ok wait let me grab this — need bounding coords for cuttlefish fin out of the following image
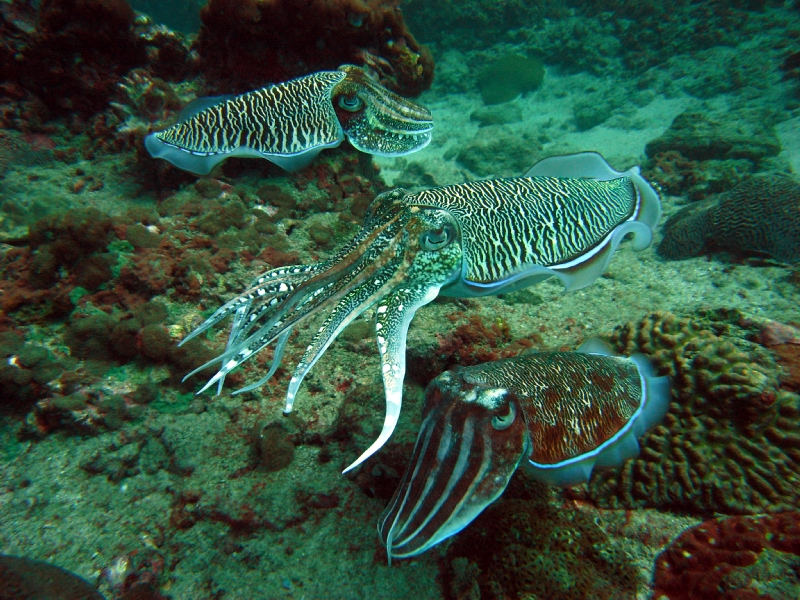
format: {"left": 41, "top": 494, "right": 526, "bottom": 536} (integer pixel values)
{"left": 525, "top": 151, "right": 661, "bottom": 228}
{"left": 343, "top": 284, "right": 441, "bottom": 473}
{"left": 143, "top": 137, "right": 228, "bottom": 176}
{"left": 176, "top": 95, "right": 235, "bottom": 122}
{"left": 521, "top": 152, "right": 661, "bottom": 293}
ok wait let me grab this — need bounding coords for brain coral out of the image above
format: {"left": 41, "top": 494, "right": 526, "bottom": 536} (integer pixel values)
{"left": 586, "top": 311, "right": 800, "bottom": 515}
{"left": 658, "top": 176, "right": 800, "bottom": 263}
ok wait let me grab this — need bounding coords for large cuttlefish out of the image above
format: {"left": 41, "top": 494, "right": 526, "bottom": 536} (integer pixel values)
{"left": 378, "top": 339, "right": 671, "bottom": 561}
{"left": 145, "top": 65, "right": 433, "bottom": 175}
{"left": 180, "top": 152, "right": 662, "bottom": 472}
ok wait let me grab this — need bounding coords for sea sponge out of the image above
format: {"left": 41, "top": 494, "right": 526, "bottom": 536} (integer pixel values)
{"left": 658, "top": 176, "right": 800, "bottom": 262}
{"left": 476, "top": 54, "right": 544, "bottom": 105}
{"left": 587, "top": 311, "right": 800, "bottom": 514}
{"left": 195, "top": 0, "right": 434, "bottom": 97}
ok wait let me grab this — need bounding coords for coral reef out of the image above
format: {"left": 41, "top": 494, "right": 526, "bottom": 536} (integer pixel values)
{"left": 2, "top": 0, "right": 147, "bottom": 118}
{"left": 652, "top": 512, "right": 800, "bottom": 600}
{"left": 476, "top": 54, "right": 544, "bottom": 105}
{"left": 441, "top": 484, "right": 645, "bottom": 599}
{"left": 406, "top": 312, "right": 540, "bottom": 385}
{"left": 658, "top": 176, "right": 800, "bottom": 263}
{"left": 194, "top": 0, "right": 434, "bottom": 97}
{"left": 586, "top": 311, "right": 800, "bottom": 514}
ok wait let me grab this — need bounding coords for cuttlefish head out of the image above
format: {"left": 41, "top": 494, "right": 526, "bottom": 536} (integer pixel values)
{"left": 182, "top": 189, "right": 463, "bottom": 472}
{"left": 333, "top": 65, "right": 433, "bottom": 156}
{"left": 378, "top": 368, "right": 530, "bottom": 562}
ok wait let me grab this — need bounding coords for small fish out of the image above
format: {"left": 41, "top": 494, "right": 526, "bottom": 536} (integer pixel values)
{"left": 145, "top": 65, "right": 433, "bottom": 175}
{"left": 378, "top": 339, "right": 670, "bottom": 562}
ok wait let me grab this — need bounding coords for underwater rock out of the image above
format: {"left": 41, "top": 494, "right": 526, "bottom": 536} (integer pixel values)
{"left": 252, "top": 420, "right": 295, "bottom": 472}
{"left": 0, "top": 555, "right": 104, "bottom": 600}
{"left": 451, "top": 126, "right": 541, "bottom": 176}
{"left": 652, "top": 512, "right": 800, "bottom": 600}
{"left": 587, "top": 311, "right": 800, "bottom": 515}
{"left": 476, "top": 54, "right": 544, "bottom": 105}
{"left": 195, "top": 0, "right": 434, "bottom": 97}
{"left": 645, "top": 110, "right": 780, "bottom": 167}
{"left": 658, "top": 176, "right": 800, "bottom": 263}
{"left": 469, "top": 104, "right": 522, "bottom": 127}
{"left": 643, "top": 150, "right": 750, "bottom": 201}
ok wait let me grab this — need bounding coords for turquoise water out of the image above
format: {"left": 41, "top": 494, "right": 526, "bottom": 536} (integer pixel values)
{"left": 0, "top": 1, "right": 799, "bottom": 598}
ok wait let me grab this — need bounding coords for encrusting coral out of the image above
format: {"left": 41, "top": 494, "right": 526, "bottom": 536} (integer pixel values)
{"left": 658, "top": 176, "right": 800, "bottom": 263}
{"left": 195, "top": 0, "right": 434, "bottom": 97}
{"left": 652, "top": 512, "right": 800, "bottom": 600}
{"left": 442, "top": 482, "right": 644, "bottom": 599}
{"left": 586, "top": 311, "right": 800, "bottom": 515}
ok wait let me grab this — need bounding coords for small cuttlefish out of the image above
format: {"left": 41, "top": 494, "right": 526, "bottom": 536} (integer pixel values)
{"left": 145, "top": 65, "right": 433, "bottom": 175}
{"left": 378, "top": 339, "right": 671, "bottom": 562}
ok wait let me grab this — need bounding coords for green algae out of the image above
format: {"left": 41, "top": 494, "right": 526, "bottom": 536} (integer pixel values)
{"left": 152, "top": 391, "right": 194, "bottom": 414}
{"left": 477, "top": 54, "right": 544, "bottom": 105}
{"left": 68, "top": 287, "right": 90, "bottom": 305}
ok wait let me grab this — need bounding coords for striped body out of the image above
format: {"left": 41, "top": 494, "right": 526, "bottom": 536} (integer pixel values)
{"left": 156, "top": 71, "right": 345, "bottom": 157}
{"left": 181, "top": 152, "right": 661, "bottom": 475}
{"left": 378, "top": 341, "right": 671, "bottom": 560}
{"left": 412, "top": 176, "right": 639, "bottom": 288}
{"left": 145, "top": 65, "right": 433, "bottom": 175}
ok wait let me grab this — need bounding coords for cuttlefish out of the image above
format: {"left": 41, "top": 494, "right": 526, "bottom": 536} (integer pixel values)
{"left": 378, "top": 339, "right": 671, "bottom": 561}
{"left": 145, "top": 65, "right": 433, "bottom": 175}
{"left": 180, "top": 152, "right": 662, "bottom": 472}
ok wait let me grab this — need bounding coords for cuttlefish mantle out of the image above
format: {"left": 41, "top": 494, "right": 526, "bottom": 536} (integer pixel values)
{"left": 145, "top": 65, "right": 433, "bottom": 175}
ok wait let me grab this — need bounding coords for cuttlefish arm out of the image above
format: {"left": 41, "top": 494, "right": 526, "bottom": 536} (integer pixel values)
{"left": 379, "top": 340, "right": 670, "bottom": 562}
{"left": 145, "top": 65, "right": 432, "bottom": 175}
{"left": 345, "top": 213, "right": 464, "bottom": 472}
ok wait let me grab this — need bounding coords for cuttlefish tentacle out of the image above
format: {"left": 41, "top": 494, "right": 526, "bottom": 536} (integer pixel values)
{"left": 347, "top": 213, "right": 464, "bottom": 472}
{"left": 145, "top": 65, "right": 433, "bottom": 175}
{"left": 179, "top": 263, "right": 321, "bottom": 347}
{"left": 283, "top": 259, "right": 404, "bottom": 413}
{"left": 186, "top": 206, "right": 412, "bottom": 396}
{"left": 181, "top": 152, "right": 661, "bottom": 474}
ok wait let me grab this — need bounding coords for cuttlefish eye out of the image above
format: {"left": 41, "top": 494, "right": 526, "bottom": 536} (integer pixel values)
{"left": 420, "top": 224, "right": 455, "bottom": 251}
{"left": 338, "top": 95, "right": 364, "bottom": 112}
{"left": 491, "top": 401, "right": 516, "bottom": 430}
